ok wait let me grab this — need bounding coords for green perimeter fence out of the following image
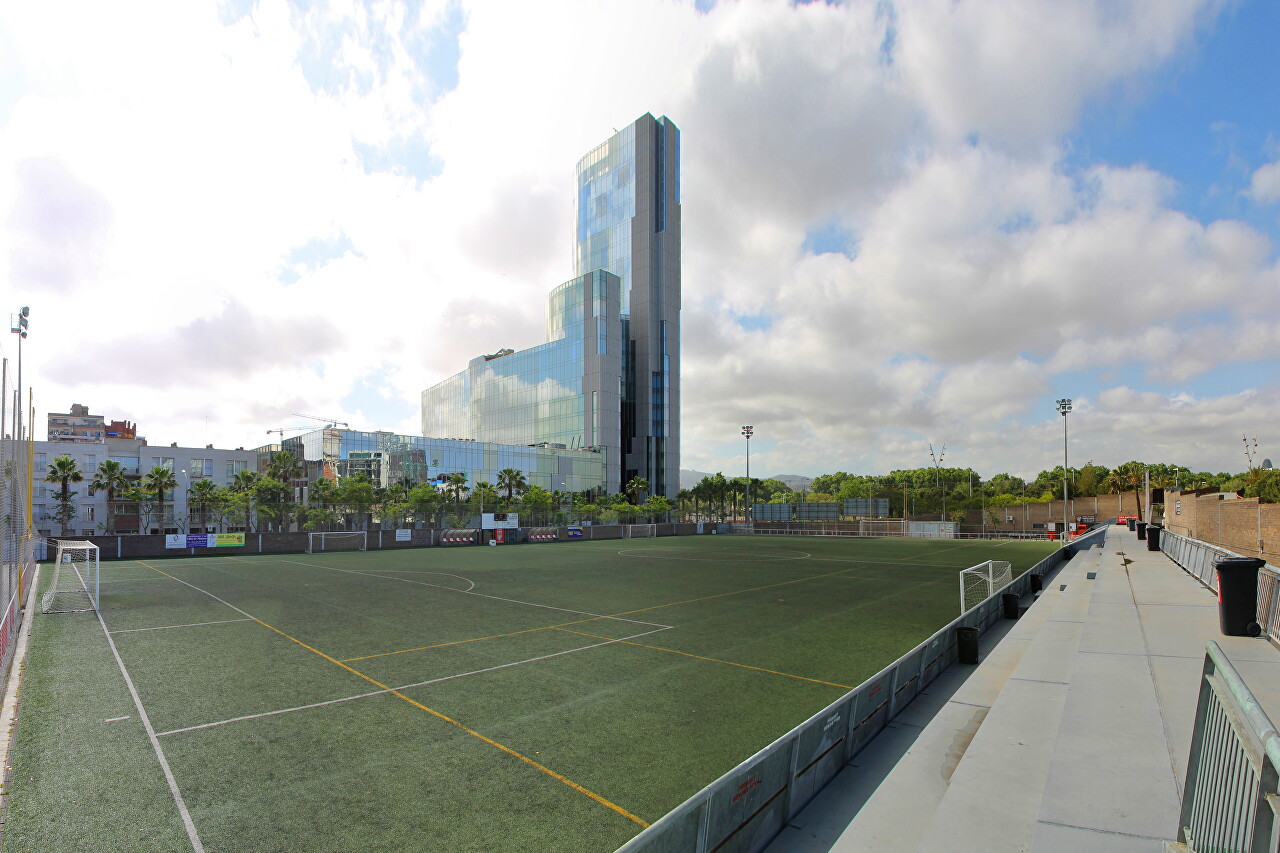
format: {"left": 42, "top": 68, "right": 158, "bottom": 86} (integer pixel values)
{"left": 614, "top": 525, "right": 1108, "bottom": 853}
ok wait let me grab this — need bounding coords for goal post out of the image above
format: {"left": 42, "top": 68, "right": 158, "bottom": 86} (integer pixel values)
{"left": 859, "top": 519, "right": 907, "bottom": 537}
{"left": 305, "top": 531, "right": 367, "bottom": 554}
{"left": 624, "top": 524, "right": 657, "bottom": 539}
{"left": 42, "top": 540, "right": 100, "bottom": 614}
{"left": 959, "top": 560, "right": 1013, "bottom": 613}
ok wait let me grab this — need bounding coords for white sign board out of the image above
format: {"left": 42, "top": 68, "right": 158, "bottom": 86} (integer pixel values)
{"left": 395, "top": 529, "right": 411, "bottom": 542}
{"left": 481, "top": 513, "right": 519, "bottom": 530}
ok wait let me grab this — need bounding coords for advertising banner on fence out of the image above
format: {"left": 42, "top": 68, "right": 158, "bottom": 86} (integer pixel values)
{"left": 395, "top": 529, "right": 411, "bottom": 542}
{"left": 567, "top": 527, "right": 583, "bottom": 539}
{"left": 166, "top": 533, "right": 246, "bottom": 549}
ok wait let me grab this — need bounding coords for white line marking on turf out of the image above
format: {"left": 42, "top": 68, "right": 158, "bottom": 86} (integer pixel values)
{"left": 155, "top": 625, "right": 671, "bottom": 738}
{"left": 616, "top": 548, "right": 812, "bottom": 562}
{"left": 279, "top": 559, "right": 670, "bottom": 631}
{"left": 105, "top": 716, "right": 131, "bottom": 723}
{"left": 90, "top": 571, "right": 206, "bottom": 852}
{"left": 109, "top": 618, "right": 254, "bottom": 634}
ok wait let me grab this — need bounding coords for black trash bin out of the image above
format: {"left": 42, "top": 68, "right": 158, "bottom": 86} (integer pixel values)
{"left": 1145, "top": 525, "right": 1162, "bottom": 551}
{"left": 1216, "top": 556, "right": 1266, "bottom": 637}
{"left": 1127, "top": 518, "right": 1136, "bottom": 531}
{"left": 956, "top": 626, "right": 979, "bottom": 665}
{"left": 1136, "top": 521, "right": 1147, "bottom": 540}
{"left": 1002, "top": 592, "right": 1020, "bottom": 619}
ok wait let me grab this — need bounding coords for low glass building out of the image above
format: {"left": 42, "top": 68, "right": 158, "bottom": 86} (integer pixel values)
{"left": 282, "top": 428, "right": 606, "bottom": 495}
{"left": 420, "top": 270, "right": 623, "bottom": 492}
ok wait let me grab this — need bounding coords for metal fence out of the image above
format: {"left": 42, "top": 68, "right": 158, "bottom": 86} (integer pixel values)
{"left": 614, "top": 531, "right": 1105, "bottom": 853}
{"left": 725, "top": 522, "right": 1050, "bottom": 541}
{"left": 1177, "top": 641, "right": 1280, "bottom": 852}
{"left": 1, "top": 438, "right": 38, "bottom": 675}
{"left": 1159, "top": 528, "right": 1241, "bottom": 593}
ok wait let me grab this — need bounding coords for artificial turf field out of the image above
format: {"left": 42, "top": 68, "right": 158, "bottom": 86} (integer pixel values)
{"left": 5, "top": 534, "right": 1055, "bottom": 852}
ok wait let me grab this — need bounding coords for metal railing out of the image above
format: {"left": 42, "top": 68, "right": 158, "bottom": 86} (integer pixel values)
{"left": 1178, "top": 641, "right": 1280, "bottom": 852}
{"left": 1160, "top": 528, "right": 1241, "bottom": 593}
{"left": 614, "top": 529, "right": 1106, "bottom": 852}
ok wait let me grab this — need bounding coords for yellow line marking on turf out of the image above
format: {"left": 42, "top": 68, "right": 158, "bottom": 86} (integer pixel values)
{"left": 552, "top": 628, "right": 852, "bottom": 690}
{"left": 340, "top": 618, "right": 595, "bottom": 662}
{"left": 608, "top": 565, "right": 867, "bottom": 617}
{"left": 135, "top": 561, "right": 648, "bottom": 829}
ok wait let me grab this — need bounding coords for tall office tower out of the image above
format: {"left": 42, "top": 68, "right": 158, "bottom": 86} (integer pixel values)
{"left": 574, "top": 114, "right": 680, "bottom": 498}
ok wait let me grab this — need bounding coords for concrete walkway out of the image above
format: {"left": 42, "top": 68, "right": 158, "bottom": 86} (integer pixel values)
{"left": 766, "top": 525, "right": 1280, "bottom": 852}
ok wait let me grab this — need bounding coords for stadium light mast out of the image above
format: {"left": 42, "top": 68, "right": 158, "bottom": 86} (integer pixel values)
{"left": 929, "top": 443, "right": 946, "bottom": 522}
{"left": 9, "top": 307, "right": 28, "bottom": 441}
{"left": 1057, "top": 399, "right": 1072, "bottom": 543}
{"left": 742, "top": 426, "right": 753, "bottom": 528}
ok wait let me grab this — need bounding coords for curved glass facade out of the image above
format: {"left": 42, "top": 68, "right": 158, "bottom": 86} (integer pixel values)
{"left": 420, "top": 271, "right": 623, "bottom": 490}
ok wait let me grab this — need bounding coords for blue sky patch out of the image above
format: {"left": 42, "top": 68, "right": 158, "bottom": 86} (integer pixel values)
{"left": 802, "top": 219, "right": 858, "bottom": 258}
{"left": 341, "top": 365, "right": 417, "bottom": 427}
{"left": 735, "top": 313, "right": 774, "bottom": 332}
{"left": 352, "top": 135, "right": 443, "bottom": 183}
{"left": 1064, "top": 0, "right": 1280, "bottom": 249}
{"left": 277, "top": 230, "right": 361, "bottom": 284}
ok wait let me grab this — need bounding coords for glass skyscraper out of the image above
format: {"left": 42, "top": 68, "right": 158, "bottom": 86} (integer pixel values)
{"left": 575, "top": 114, "right": 681, "bottom": 498}
{"left": 420, "top": 113, "right": 680, "bottom": 498}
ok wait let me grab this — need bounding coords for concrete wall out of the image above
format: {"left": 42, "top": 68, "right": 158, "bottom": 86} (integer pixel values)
{"left": 960, "top": 493, "right": 1145, "bottom": 532}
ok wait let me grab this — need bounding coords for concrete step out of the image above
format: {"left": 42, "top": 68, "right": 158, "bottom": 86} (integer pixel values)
{"left": 910, "top": 551, "right": 1100, "bottom": 853}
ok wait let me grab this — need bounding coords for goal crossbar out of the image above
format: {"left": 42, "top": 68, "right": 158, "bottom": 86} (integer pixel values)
{"left": 42, "top": 539, "right": 100, "bottom": 614}
{"left": 959, "top": 559, "right": 1013, "bottom": 614}
{"left": 306, "top": 531, "right": 367, "bottom": 553}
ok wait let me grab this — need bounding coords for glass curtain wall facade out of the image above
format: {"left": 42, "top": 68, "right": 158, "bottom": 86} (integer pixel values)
{"left": 420, "top": 270, "right": 623, "bottom": 491}
{"left": 282, "top": 429, "right": 606, "bottom": 495}
{"left": 574, "top": 114, "right": 680, "bottom": 498}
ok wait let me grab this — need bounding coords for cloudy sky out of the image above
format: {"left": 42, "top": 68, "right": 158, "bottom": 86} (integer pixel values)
{"left": 1, "top": 0, "right": 1278, "bottom": 481}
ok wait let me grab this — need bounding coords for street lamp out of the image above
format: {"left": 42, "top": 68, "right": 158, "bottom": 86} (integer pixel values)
{"left": 741, "top": 426, "right": 753, "bottom": 527}
{"left": 9, "top": 307, "right": 29, "bottom": 440}
{"left": 1057, "top": 398, "right": 1072, "bottom": 543}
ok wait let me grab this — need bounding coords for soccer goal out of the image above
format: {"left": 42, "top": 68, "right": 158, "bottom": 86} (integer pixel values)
{"left": 624, "top": 524, "right": 657, "bottom": 539}
{"left": 858, "top": 519, "right": 907, "bottom": 537}
{"left": 306, "top": 531, "right": 367, "bottom": 554}
{"left": 960, "top": 560, "right": 1013, "bottom": 613}
{"left": 41, "top": 540, "right": 100, "bottom": 614}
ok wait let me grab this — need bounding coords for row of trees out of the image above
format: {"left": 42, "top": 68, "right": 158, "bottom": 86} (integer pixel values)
{"left": 41, "top": 455, "right": 680, "bottom": 535}
{"left": 679, "top": 460, "right": 1280, "bottom": 524}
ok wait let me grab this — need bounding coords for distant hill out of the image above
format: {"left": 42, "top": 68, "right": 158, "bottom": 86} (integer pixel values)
{"left": 679, "top": 470, "right": 813, "bottom": 491}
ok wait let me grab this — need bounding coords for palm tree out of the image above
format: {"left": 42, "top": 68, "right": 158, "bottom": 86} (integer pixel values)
{"left": 188, "top": 479, "right": 221, "bottom": 533}
{"left": 496, "top": 468, "right": 528, "bottom": 503}
{"left": 44, "top": 456, "right": 83, "bottom": 536}
{"left": 473, "top": 480, "right": 499, "bottom": 513}
{"left": 1103, "top": 461, "right": 1147, "bottom": 521}
{"left": 91, "top": 458, "right": 130, "bottom": 535}
{"left": 266, "top": 451, "right": 304, "bottom": 496}
{"left": 143, "top": 466, "right": 179, "bottom": 533}
{"left": 444, "top": 473, "right": 469, "bottom": 515}
{"left": 228, "top": 468, "right": 260, "bottom": 532}
{"left": 626, "top": 477, "right": 649, "bottom": 505}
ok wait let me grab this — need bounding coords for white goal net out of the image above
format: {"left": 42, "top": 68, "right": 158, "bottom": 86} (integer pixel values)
{"left": 858, "top": 519, "right": 907, "bottom": 537}
{"left": 624, "top": 524, "right": 657, "bottom": 539}
{"left": 306, "top": 531, "right": 367, "bottom": 553}
{"left": 42, "top": 539, "right": 100, "bottom": 614}
{"left": 960, "top": 560, "right": 1013, "bottom": 613}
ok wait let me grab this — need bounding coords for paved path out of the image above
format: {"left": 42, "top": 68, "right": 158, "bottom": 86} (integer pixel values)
{"left": 767, "top": 525, "right": 1280, "bottom": 852}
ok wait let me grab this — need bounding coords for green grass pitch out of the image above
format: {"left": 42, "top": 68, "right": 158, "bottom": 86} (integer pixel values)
{"left": 4, "top": 534, "right": 1055, "bottom": 852}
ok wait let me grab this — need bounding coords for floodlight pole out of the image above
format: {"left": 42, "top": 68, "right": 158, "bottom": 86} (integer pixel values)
{"left": 742, "top": 426, "right": 753, "bottom": 529}
{"left": 10, "top": 307, "right": 28, "bottom": 441}
{"left": 1057, "top": 399, "right": 1072, "bottom": 543}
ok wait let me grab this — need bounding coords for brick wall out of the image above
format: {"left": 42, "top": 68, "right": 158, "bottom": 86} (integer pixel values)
{"left": 1162, "top": 490, "right": 1280, "bottom": 562}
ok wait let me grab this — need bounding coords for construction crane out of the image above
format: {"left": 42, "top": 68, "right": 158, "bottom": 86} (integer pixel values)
{"left": 291, "top": 412, "right": 350, "bottom": 429}
{"left": 266, "top": 426, "right": 312, "bottom": 436}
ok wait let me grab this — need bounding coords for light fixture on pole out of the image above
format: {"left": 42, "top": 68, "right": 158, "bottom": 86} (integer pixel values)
{"left": 741, "top": 426, "right": 753, "bottom": 527}
{"left": 9, "top": 307, "right": 28, "bottom": 441}
{"left": 1057, "top": 398, "right": 1072, "bottom": 543}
